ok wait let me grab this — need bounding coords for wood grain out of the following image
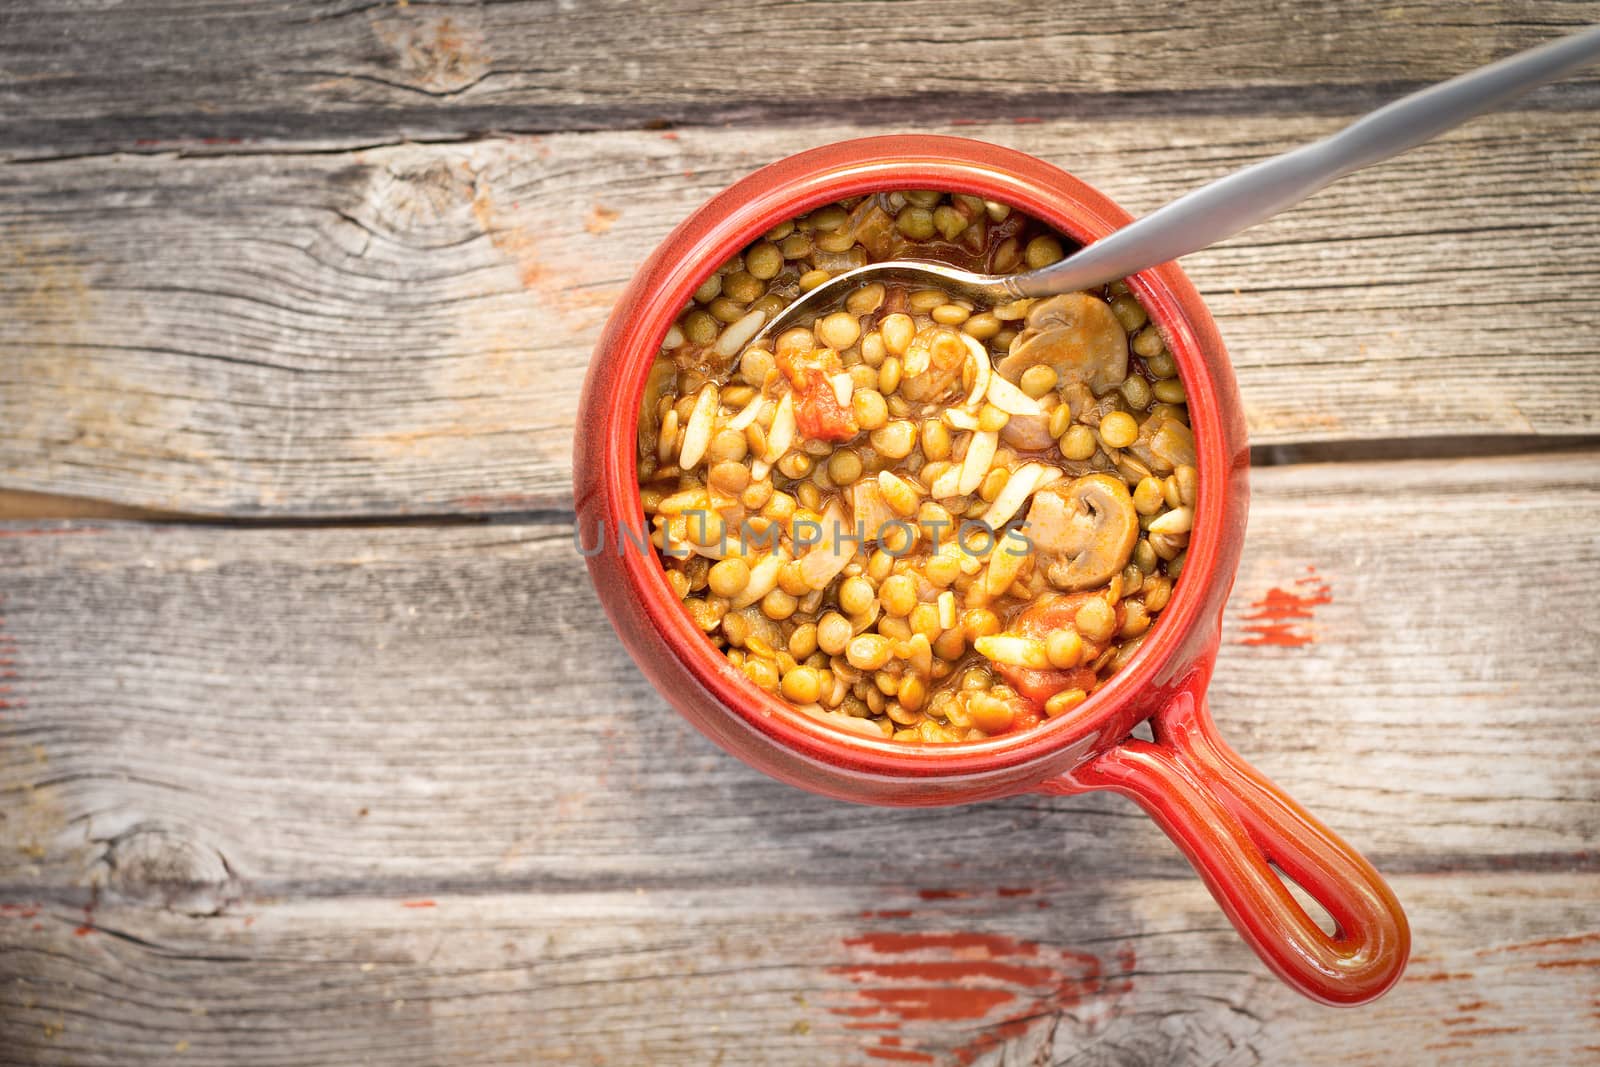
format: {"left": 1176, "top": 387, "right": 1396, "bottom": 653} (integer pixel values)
{"left": 0, "top": 875, "right": 1594, "bottom": 1066}
{"left": 1, "top": 451, "right": 1595, "bottom": 897}
{"left": 3, "top": 2, "right": 1595, "bottom": 158}
{"left": 5, "top": 6, "right": 1595, "bottom": 1060}
{"left": 3, "top": 113, "right": 1597, "bottom": 516}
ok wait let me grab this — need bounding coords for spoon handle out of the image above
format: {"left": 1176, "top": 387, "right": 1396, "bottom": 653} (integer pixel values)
{"left": 1010, "top": 23, "right": 1600, "bottom": 299}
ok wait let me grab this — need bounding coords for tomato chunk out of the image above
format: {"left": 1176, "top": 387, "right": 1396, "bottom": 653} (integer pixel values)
{"left": 777, "top": 348, "right": 858, "bottom": 442}
{"left": 990, "top": 593, "right": 1123, "bottom": 707}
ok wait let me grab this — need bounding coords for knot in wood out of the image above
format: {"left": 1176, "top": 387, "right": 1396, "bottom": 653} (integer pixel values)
{"left": 94, "top": 825, "right": 240, "bottom": 917}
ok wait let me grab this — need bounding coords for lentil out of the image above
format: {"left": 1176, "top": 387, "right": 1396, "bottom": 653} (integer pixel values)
{"left": 708, "top": 558, "right": 750, "bottom": 599}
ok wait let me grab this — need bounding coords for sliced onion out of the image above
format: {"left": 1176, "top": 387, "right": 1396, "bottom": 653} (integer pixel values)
{"left": 962, "top": 334, "right": 992, "bottom": 409}
{"left": 763, "top": 391, "right": 795, "bottom": 462}
{"left": 797, "top": 703, "right": 890, "bottom": 738}
{"left": 943, "top": 407, "right": 980, "bottom": 431}
{"left": 937, "top": 590, "right": 957, "bottom": 630}
{"left": 728, "top": 391, "right": 766, "bottom": 432}
{"left": 875, "top": 470, "right": 920, "bottom": 518}
{"left": 973, "top": 634, "right": 1050, "bottom": 669}
{"left": 929, "top": 463, "right": 963, "bottom": 500}
{"left": 730, "top": 551, "right": 785, "bottom": 609}
{"left": 1149, "top": 506, "right": 1194, "bottom": 535}
{"left": 686, "top": 536, "right": 742, "bottom": 560}
{"left": 957, "top": 430, "right": 998, "bottom": 496}
{"left": 655, "top": 487, "right": 706, "bottom": 515}
{"left": 677, "top": 384, "right": 719, "bottom": 470}
{"left": 985, "top": 371, "right": 1045, "bottom": 416}
{"left": 656, "top": 407, "right": 680, "bottom": 465}
{"left": 799, "top": 503, "right": 856, "bottom": 590}
{"left": 850, "top": 480, "right": 895, "bottom": 538}
{"left": 829, "top": 371, "right": 854, "bottom": 407}
{"left": 979, "top": 462, "right": 1044, "bottom": 530}
{"left": 828, "top": 672, "right": 848, "bottom": 708}
{"left": 713, "top": 308, "right": 767, "bottom": 359}
{"left": 905, "top": 633, "right": 933, "bottom": 677}
{"left": 981, "top": 536, "right": 1031, "bottom": 600}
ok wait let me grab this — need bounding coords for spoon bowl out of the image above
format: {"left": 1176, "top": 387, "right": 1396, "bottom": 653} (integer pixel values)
{"left": 747, "top": 260, "right": 1027, "bottom": 353}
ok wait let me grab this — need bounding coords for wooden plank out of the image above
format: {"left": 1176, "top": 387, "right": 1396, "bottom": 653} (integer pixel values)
{"left": 4, "top": 113, "right": 1598, "bottom": 516}
{"left": 2, "top": 1, "right": 1594, "bottom": 157}
{"left": 0, "top": 874, "right": 1594, "bottom": 1065}
{"left": 1, "top": 451, "right": 1595, "bottom": 894}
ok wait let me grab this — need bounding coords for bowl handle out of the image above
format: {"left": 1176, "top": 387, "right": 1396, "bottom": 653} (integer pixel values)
{"left": 1041, "top": 688, "right": 1410, "bottom": 1005}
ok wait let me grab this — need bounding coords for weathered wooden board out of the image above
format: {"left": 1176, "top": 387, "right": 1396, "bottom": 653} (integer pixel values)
{"left": 4, "top": 113, "right": 1597, "bottom": 516}
{"left": 2, "top": 452, "right": 1595, "bottom": 897}
{"left": 0, "top": 875, "right": 1595, "bottom": 1066}
{"left": 3, "top": 1, "right": 1595, "bottom": 158}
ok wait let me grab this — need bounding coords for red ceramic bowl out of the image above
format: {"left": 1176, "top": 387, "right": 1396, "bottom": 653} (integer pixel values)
{"left": 573, "top": 135, "right": 1409, "bottom": 1006}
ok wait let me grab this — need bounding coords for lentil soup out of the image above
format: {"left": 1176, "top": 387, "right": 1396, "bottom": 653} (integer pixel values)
{"left": 636, "top": 191, "right": 1197, "bottom": 743}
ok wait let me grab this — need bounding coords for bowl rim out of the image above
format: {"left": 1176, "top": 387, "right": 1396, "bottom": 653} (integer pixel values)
{"left": 595, "top": 134, "right": 1234, "bottom": 780}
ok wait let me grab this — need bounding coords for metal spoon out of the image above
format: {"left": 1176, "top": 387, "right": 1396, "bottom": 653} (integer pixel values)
{"left": 747, "top": 24, "right": 1600, "bottom": 353}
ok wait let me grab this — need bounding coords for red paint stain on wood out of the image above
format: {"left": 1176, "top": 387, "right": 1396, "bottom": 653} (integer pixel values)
{"left": 1413, "top": 971, "right": 1475, "bottom": 983}
{"left": 851, "top": 961, "right": 1063, "bottom": 989}
{"left": 1455, "top": 1000, "right": 1488, "bottom": 1012}
{"left": 1535, "top": 958, "right": 1599, "bottom": 970}
{"left": 0, "top": 601, "right": 20, "bottom": 716}
{"left": 1496, "top": 931, "right": 1600, "bottom": 952}
{"left": 848, "top": 932, "right": 1039, "bottom": 958}
{"left": 916, "top": 889, "right": 970, "bottom": 901}
{"left": 450, "top": 492, "right": 553, "bottom": 512}
{"left": 852, "top": 986, "right": 1018, "bottom": 1024}
{"left": 1452, "top": 1026, "right": 1526, "bottom": 1037}
{"left": 828, "top": 929, "right": 1131, "bottom": 1064}
{"left": 1241, "top": 566, "right": 1332, "bottom": 647}
{"left": 955, "top": 1018, "right": 1041, "bottom": 1064}
{"left": 863, "top": 910, "right": 914, "bottom": 920}
{"left": 73, "top": 898, "right": 96, "bottom": 937}
{"left": 401, "top": 899, "right": 436, "bottom": 908}
{"left": 0, "top": 903, "right": 40, "bottom": 919}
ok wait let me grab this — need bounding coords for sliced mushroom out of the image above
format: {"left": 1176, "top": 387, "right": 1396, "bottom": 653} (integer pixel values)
{"left": 996, "top": 293, "right": 1128, "bottom": 395}
{"left": 1022, "top": 473, "right": 1139, "bottom": 592}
